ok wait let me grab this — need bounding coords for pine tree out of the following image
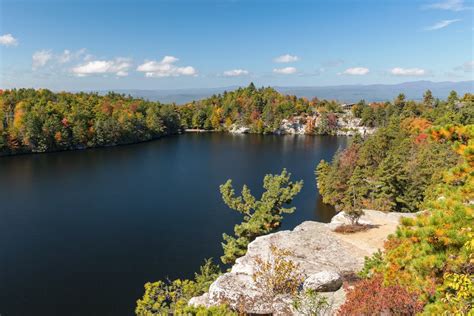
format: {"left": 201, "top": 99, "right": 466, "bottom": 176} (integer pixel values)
{"left": 342, "top": 166, "right": 367, "bottom": 224}
{"left": 374, "top": 151, "right": 409, "bottom": 212}
{"left": 219, "top": 169, "right": 303, "bottom": 264}
{"left": 423, "top": 90, "right": 434, "bottom": 107}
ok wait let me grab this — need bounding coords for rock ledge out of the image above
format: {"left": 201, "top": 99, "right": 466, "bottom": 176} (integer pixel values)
{"left": 189, "top": 210, "right": 418, "bottom": 314}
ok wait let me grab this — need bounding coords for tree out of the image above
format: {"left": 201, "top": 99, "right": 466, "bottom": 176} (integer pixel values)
{"left": 341, "top": 166, "right": 367, "bottom": 224}
{"left": 394, "top": 93, "right": 406, "bottom": 109}
{"left": 210, "top": 107, "right": 223, "bottom": 130}
{"left": 423, "top": 89, "right": 434, "bottom": 107}
{"left": 374, "top": 145, "right": 410, "bottom": 212}
{"left": 219, "top": 169, "right": 303, "bottom": 264}
{"left": 135, "top": 259, "right": 226, "bottom": 315}
{"left": 447, "top": 90, "right": 459, "bottom": 105}
{"left": 352, "top": 100, "right": 366, "bottom": 118}
{"left": 360, "top": 106, "right": 375, "bottom": 127}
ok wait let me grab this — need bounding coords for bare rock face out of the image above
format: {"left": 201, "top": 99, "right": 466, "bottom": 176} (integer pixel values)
{"left": 229, "top": 125, "right": 250, "bottom": 134}
{"left": 277, "top": 117, "right": 308, "bottom": 135}
{"left": 204, "top": 221, "right": 363, "bottom": 314}
{"left": 336, "top": 116, "right": 377, "bottom": 136}
{"left": 303, "top": 271, "right": 343, "bottom": 292}
{"left": 190, "top": 210, "right": 418, "bottom": 314}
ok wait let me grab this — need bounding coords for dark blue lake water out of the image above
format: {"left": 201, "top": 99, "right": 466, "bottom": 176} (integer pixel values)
{"left": 0, "top": 133, "right": 346, "bottom": 316}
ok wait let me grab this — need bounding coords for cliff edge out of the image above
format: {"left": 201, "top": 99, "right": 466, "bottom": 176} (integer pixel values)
{"left": 189, "top": 210, "right": 418, "bottom": 315}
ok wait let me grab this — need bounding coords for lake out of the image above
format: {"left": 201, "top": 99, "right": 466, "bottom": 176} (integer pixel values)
{"left": 0, "top": 133, "right": 346, "bottom": 316}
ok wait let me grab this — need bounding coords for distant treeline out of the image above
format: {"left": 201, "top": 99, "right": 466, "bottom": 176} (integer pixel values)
{"left": 1, "top": 84, "right": 472, "bottom": 155}
{"left": 0, "top": 83, "right": 336, "bottom": 155}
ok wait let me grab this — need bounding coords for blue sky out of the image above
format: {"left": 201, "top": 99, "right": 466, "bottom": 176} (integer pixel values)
{"left": 0, "top": 0, "right": 473, "bottom": 90}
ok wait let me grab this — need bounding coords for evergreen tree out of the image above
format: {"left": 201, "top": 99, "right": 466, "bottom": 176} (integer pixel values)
{"left": 374, "top": 150, "right": 409, "bottom": 212}
{"left": 341, "top": 166, "right": 367, "bottom": 224}
{"left": 219, "top": 169, "right": 303, "bottom": 264}
{"left": 394, "top": 93, "right": 406, "bottom": 109}
{"left": 447, "top": 90, "right": 459, "bottom": 105}
{"left": 423, "top": 89, "right": 434, "bottom": 107}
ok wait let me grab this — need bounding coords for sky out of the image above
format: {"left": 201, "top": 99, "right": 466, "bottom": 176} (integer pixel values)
{"left": 0, "top": 0, "right": 473, "bottom": 90}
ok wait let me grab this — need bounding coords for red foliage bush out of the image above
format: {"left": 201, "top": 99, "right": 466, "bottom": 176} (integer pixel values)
{"left": 338, "top": 274, "right": 424, "bottom": 315}
{"left": 414, "top": 133, "right": 429, "bottom": 144}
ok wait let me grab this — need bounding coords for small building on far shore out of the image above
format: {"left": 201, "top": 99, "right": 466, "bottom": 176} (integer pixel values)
{"left": 341, "top": 103, "right": 355, "bottom": 111}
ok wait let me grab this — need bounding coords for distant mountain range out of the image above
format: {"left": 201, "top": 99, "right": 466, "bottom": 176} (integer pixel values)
{"left": 103, "top": 80, "right": 473, "bottom": 104}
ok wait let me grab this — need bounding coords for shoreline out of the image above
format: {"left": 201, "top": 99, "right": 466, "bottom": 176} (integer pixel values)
{"left": 0, "top": 130, "right": 354, "bottom": 157}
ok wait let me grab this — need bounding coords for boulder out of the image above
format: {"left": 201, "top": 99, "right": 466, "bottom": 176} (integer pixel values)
{"left": 188, "top": 293, "right": 210, "bottom": 307}
{"left": 327, "top": 209, "right": 419, "bottom": 231}
{"left": 303, "top": 271, "right": 343, "bottom": 292}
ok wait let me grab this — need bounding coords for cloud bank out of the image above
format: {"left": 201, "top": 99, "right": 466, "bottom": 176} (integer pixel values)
{"left": 72, "top": 58, "right": 132, "bottom": 77}
{"left": 137, "top": 56, "right": 197, "bottom": 77}
{"left": 32, "top": 50, "right": 53, "bottom": 69}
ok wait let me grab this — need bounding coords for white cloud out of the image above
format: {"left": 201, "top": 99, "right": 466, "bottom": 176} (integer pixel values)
{"left": 58, "top": 50, "right": 73, "bottom": 64}
{"left": 425, "top": 0, "right": 468, "bottom": 11}
{"left": 273, "top": 54, "right": 299, "bottom": 63}
{"left": 58, "top": 49, "right": 86, "bottom": 64}
{"left": 273, "top": 67, "right": 297, "bottom": 74}
{"left": 161, "top": 56, "right": 179, "bottom": 64}
{"left": 72, "top": 58, "right": 132, "bottom": 77}
{"left": 137, "top": 56, "right": 197, "bottom": 77}
{"left": 390, "top": 67, "right": 426, "bottom": 76}
{"left": 424, "top": 19, "right": 461, "bottom": 30}
{"left": 342, "top": 67, "right": 370, "bottom": 75}
{"left": 32, "top": 48, "right": 87, "bottom": 71}
{"left": 455, "top": 60, "right": 474, "bottom": 72}
{"left": 32, "top": 50, "right": 53, "bottom": 69}
{"left": 0, "top": 34, "right": 18, "bottom": 46}
{"left": 223, "top": 69, "right": 249, "bottom": 77}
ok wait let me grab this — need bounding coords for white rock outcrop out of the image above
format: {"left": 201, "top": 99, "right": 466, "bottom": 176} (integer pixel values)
{"left": 276, "top": 117, "right": 307, "bottom": 135}
{"left": 229, "top": 125, "right": 250, "bottom": 134}
{"left": 336, "top": 116, "right": 376, "bottom": 136}
{"left": 303, "top": 271, "right": 343, "bottom": 292}
{"left": 190, "top": 210, "right": 418, "bottom": 314}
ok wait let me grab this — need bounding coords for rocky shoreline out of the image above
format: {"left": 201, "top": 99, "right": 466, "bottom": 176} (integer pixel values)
{"left": 189, "top": 210, "right": 418, "bottom": 315}
{"left": 225, "top": 112, "right": 376, "bottom": 136}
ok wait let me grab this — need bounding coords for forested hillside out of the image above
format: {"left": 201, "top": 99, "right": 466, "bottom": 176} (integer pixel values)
{"left": 317, "top": 90, "right": 473, "bottom": 214}
{"left": 317, "top": 92, "right": 473, "bottom": 314}
{"left": 336, "top": 125, "right": 473, "bottom": 315}
{"left": 177, "top": 82, "right": 334, "bottom": 133}
{"left": 0, "top": 89, "right": 180, "bottom": 155}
